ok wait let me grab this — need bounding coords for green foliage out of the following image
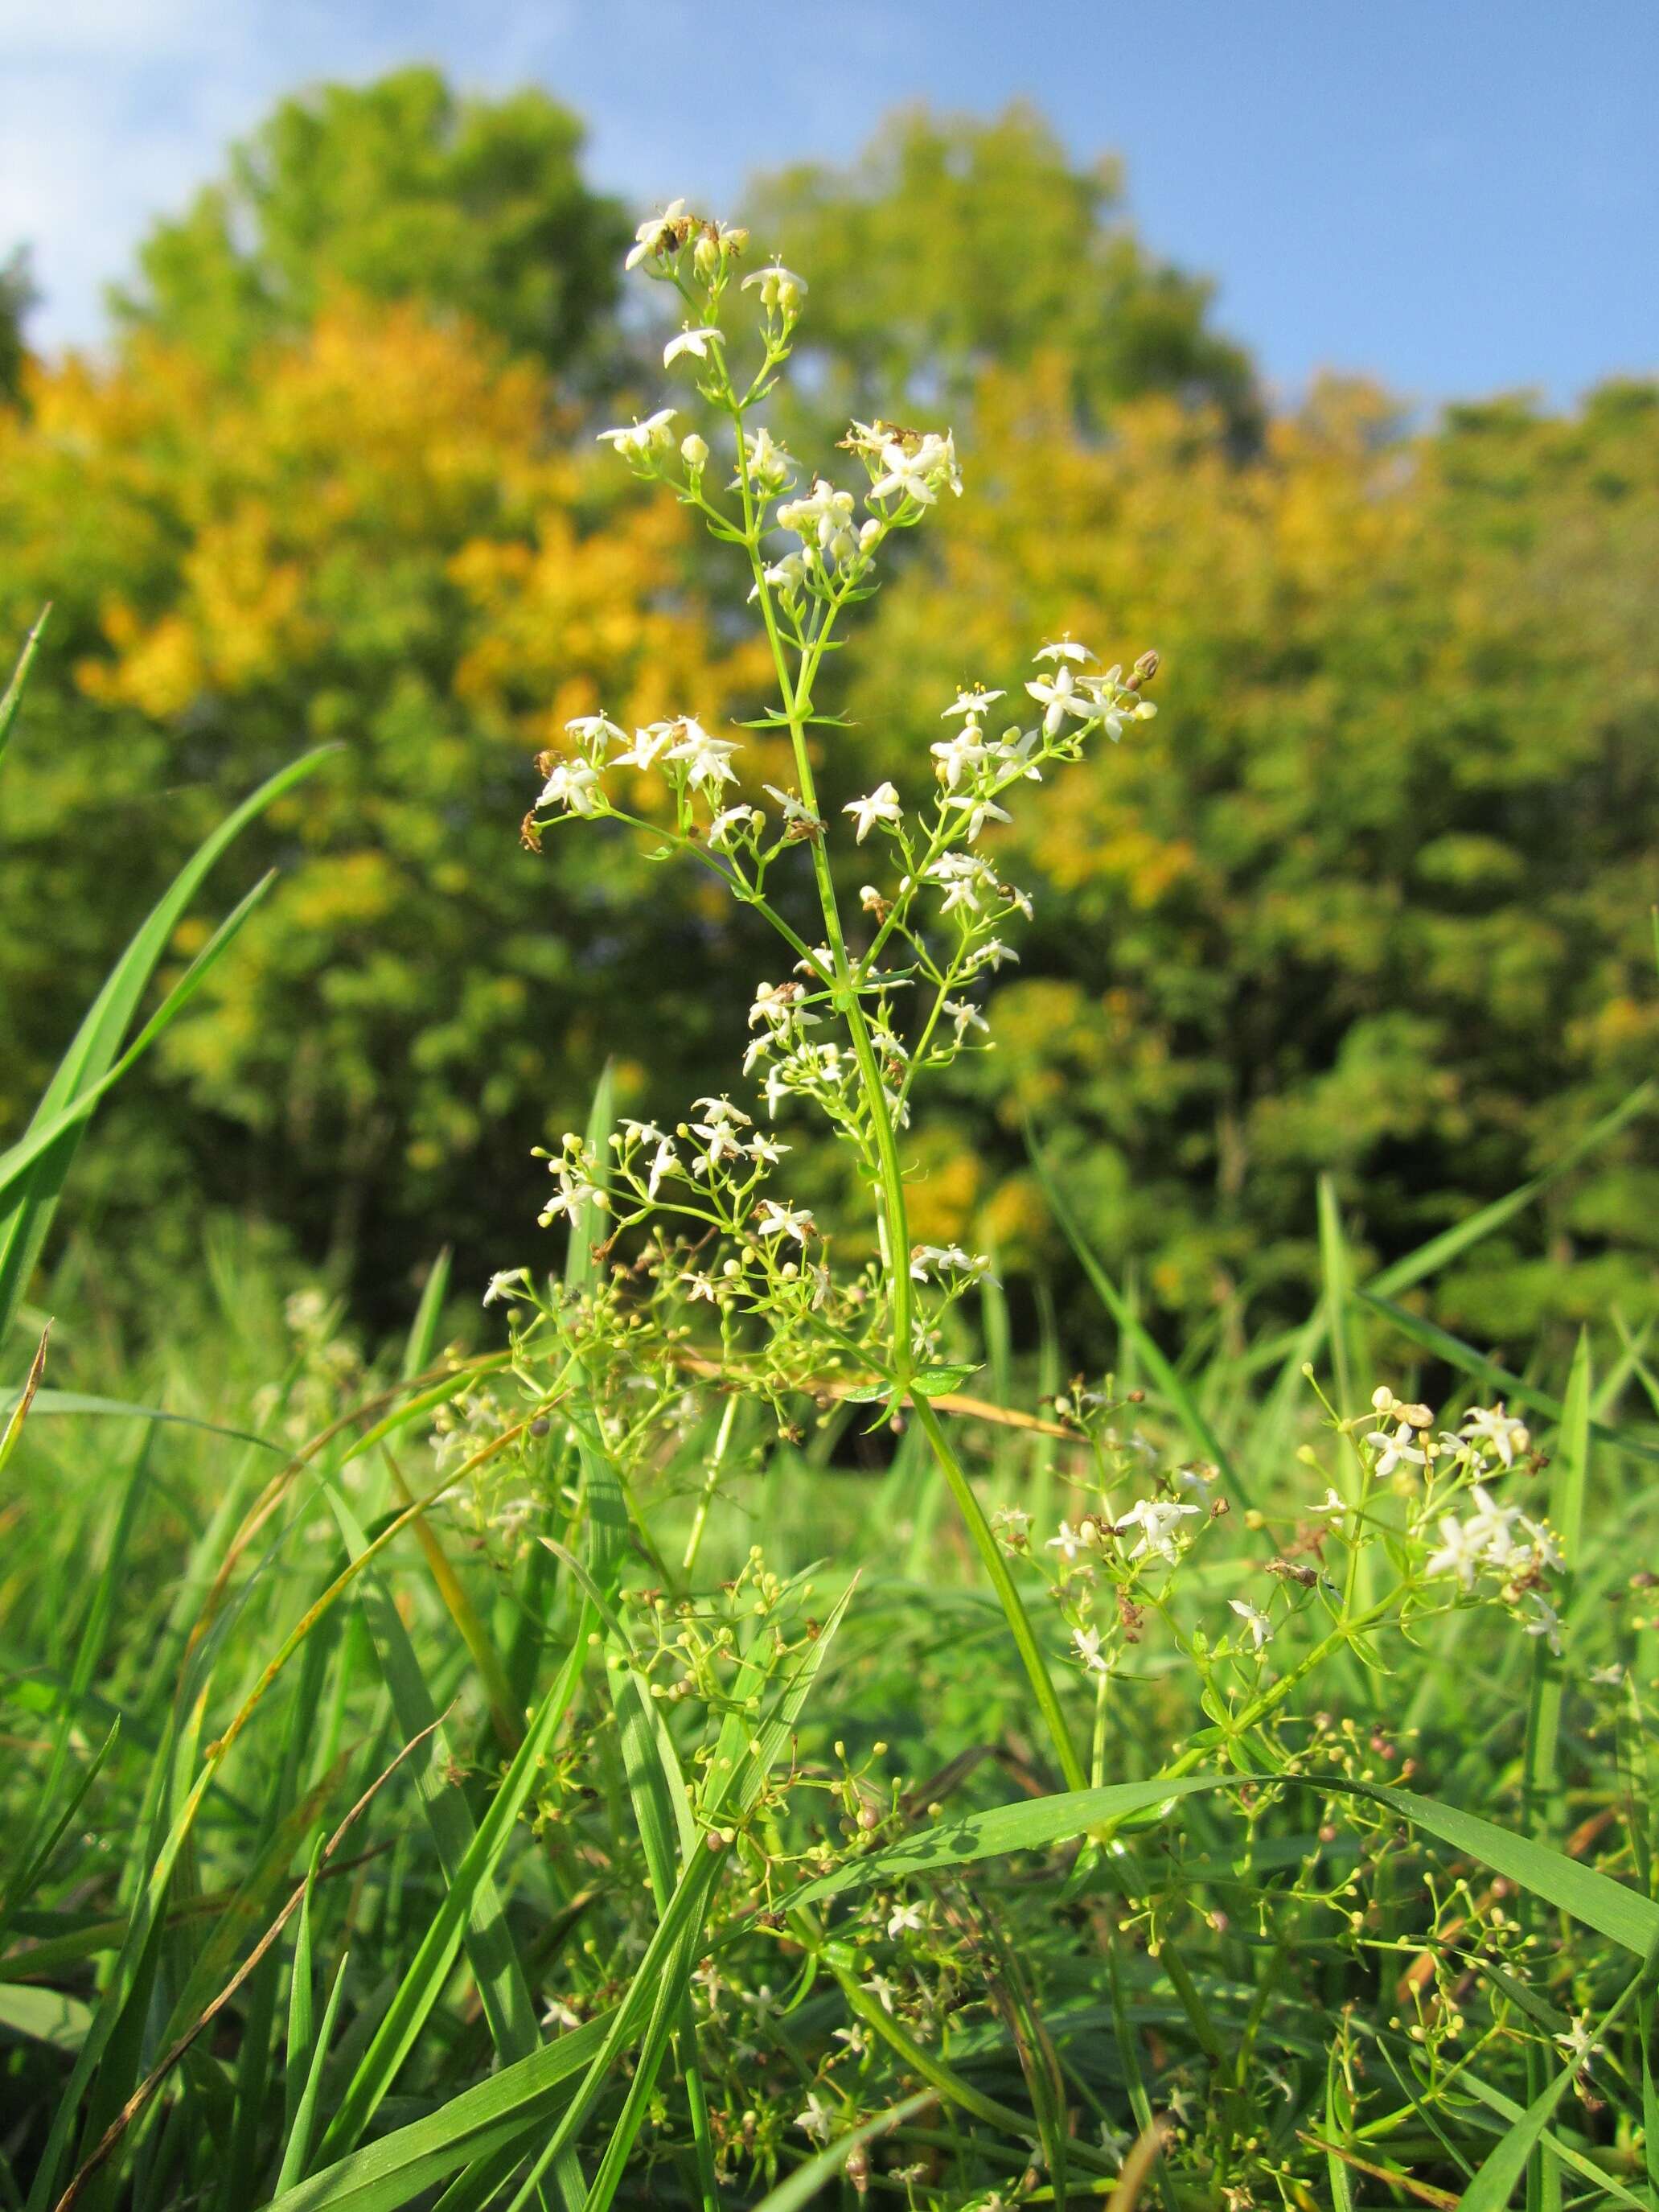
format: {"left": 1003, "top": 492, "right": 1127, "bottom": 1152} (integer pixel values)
{"left": 0, "top": 246, "right": 35, "bottom": 406}
{"left": 110, "top": 67, "right": 630, "bottom": 376}
{"left": 746, "top": 102, "right": 1260, "bottom": 441}
{"left": 835, "top": 372, "right": 1659, "bottom": 1339}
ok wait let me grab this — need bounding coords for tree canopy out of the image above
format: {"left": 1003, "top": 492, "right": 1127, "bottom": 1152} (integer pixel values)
{"left": 111, "top": 67, "right": 629, "bottom": 376}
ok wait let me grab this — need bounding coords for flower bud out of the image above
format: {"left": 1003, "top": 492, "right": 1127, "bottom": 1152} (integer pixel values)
{"left": 692, "top": 233, "right": 720, "bottom": 282}
{"left": 680, "top": 433, "right": 708, "bottom": 471}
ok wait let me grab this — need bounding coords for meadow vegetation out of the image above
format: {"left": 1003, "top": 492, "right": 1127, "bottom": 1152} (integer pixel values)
{"left": 2, "top": 74, "right": 1658, "bottom": 2212}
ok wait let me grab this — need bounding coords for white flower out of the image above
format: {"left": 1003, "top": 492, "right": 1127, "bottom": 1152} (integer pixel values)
{"left": 1229, "top": 1597, "right": 1272, "bottom": 1651}
{"left": 1025, "top": 660, "right": 1093, "bottom": 736}
{"left": 940, "top": 791, "right": 1012, "bottom": 841}
{"left": 1315, "top": 1486, "right": 1349, "bottom": 1519}
{"left": 644, "top": 1137, "right": 676, "bottom": 1199}
{"left": 595, "top": 409, "right": 677, "bottom": 466}
{"left": 762, "top": 783, "right": 816, "bottom": 826}
{"left": 942, "top": 686, "right": 1006, "bottom": 718}
{"left": 1047, "top": 1521, "right": 1086, "bottom": 1563}
{"left": 869, "top": 430, "right": 960, "bottom": 505}
{"left": 942, "top": 997, "right": 989, "bottom": 1042}
{"left": 1425, "top": 1512, "right": 1485, "bottom": 1591}
{"left": 1118, "top": 1497, "right": 1201, "bottom": 1565}
{"left": 707, "top": 804, "right": 761, "bottom": 848}
{"left": 931, "top": 728, "right": 989, "bottom": 790}
{"left": 1035, "top": 638, "right": 1094, "bottom": 664}
{"left": 747, "top": 1131, "right": 787, "bottom": 1166}
{"left": 1072, "top": 1625, "right": 1111, "bottom": 1675}
{"left": 909, "top": 1243, "right": 989, "bottom": 1282}
{"left": 1590, "top": 1663, "right": 1624, "bottom": 1688}
{"left": 967, "top": 939, "right": 1019, "bottom": 973}
{"left": 614, "top": 722, "right": 674, "bottom": 770}
{"left": 742, "top": 261, "right": 807, "bottom": 315}
{"left": 624, "top": 197, "right": 686, "bottom": 270}
{"left": 863, "top": 1972, "right": 898, "bottom": 2013}
{"left": 1365, "top": 1421, "right": 1427, "bottom": 1478}
{"left": 737, "top": 426, "right": 792, "bottom": 490}
{"left": 663, "top": 326, "right": 723, "bottom": 367}
{"left": 1518, "top": 1515, "right": 1563, "bottom": 1573}
{"left": 483, "top": 1268, "right": 529, "bottom": 1306}
{"left": 1519, "top": 1591, "right": 1563, "bottom": 1654}
{"left": 566, "top": 712, "right": 629, "bottom": 753}
{"left": 1460, "top": 1404, "right": 1530, "bottom": 1467}
{"left": 1554, "top": 2014, "right": 1604, "bottom": 2074}
{"left": 755, "top": 1199, "right": 815, "bottom": 1244}
{"left": 844, "top": 782, "right": 903, "bottom": 841}
{"left": 992, "top": 1504, "right": 1031, "bottom": 1544}
{"left": 537, "top": 759, "right": 603, "bottom": 816}
{"left": 665, "top": 717, "right": 740, "bottom": 791}
{"left": 795, "top": 2094, "right": 836, "bottom": 2144}
{"left": 1464, "top": 1482, "right": 1526, "bottom": 1567}
{"left": 923, "top": 852, "right": 992, "bottom": 916}
{"left": 886, "top": 1901, "right": 925, "bottom": 1938}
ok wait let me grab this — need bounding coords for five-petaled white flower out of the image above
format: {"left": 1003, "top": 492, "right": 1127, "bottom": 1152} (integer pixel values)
{"left": 1229, "top": 1597, "right": 1272, "bottom": 1651}
{"left": 663, "top": 326, "right": 723, "bottom": 367}
{"left": 843, "top": 782, "right": 903, "bottom": 842}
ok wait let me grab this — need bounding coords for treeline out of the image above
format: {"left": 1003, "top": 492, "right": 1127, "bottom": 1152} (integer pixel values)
{"left": 1, "top": 70, "right": 1653, "bottom": 1342}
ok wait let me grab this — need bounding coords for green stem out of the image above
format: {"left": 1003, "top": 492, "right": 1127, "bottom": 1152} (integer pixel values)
{"left": 913, "top": 1396, "right": 1086, "bottom": 1792}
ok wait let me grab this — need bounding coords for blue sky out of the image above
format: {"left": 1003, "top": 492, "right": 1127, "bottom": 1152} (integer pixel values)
{"left": 1, "top": 0, "right": 1654, "bottom": 409}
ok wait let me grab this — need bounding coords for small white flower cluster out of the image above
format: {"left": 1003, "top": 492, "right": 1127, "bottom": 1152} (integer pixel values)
{"left": 1350, "top": 1386, "right": 1564, "bottom": 1651}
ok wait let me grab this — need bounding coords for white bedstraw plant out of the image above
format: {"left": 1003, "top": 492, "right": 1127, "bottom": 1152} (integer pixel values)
{"left": 506, "top": 199, "right": 1158, "bottom": 1781}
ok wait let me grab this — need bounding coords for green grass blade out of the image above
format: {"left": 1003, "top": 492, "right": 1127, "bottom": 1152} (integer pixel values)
{"left": 1455, "top": 2066, "right": 1572, "bottom": 2210}
{"left": 745, "top": 2093, "right": 935, "bottom": 2211}
{"left": 0, "top": 870, "right": 279, "bottom": 1214}
{"left": 0, "top": 745, "right": 338, "bottom": 1347}
{"left": 0, "top": 1392, "right": 278, "bottom": 1451}
{"left": 1524, "top": 1333, "right": 1591, "bottom": 1837}
{"left": 274, "top": 1947, "right": 352, "bottom": 2196}
{"left": 321, "top": 1614, "right": 591, "bottom": 2159}
{"left": 0, "top": 606, "right": 48, "bottom": 777}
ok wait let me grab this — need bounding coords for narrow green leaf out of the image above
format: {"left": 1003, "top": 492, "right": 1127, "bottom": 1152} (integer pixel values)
{"left": 1455, "top": 2066, "right": 1572, "bottom": 2209}
{"left": 746, "top": 2093, "right": 935, "bottom": 2211}
{"left": 0, "top": 1391, "right": 277, "bottom": 1452}
{"left": 0, "top": 606, "right": 48, "bottom": 775}
{"left": 0, "top": 744, "right": 337, "bottom": 1347}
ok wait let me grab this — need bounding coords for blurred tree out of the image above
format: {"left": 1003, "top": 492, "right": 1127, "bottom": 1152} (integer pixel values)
{"left": 745, "top": 104, "right": 1260, "bottom": 445}
{"left": 0, "top": 249, "right": 35, "bottom": 406}
{"left": 0, "top": 303, "right": 774, "bottom": 1298}
{"left": 826, "top": 369, "right": 1659, "bottom": 1344}
{"left": 110, "top": 68, "right": 629, "bottom": 377}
